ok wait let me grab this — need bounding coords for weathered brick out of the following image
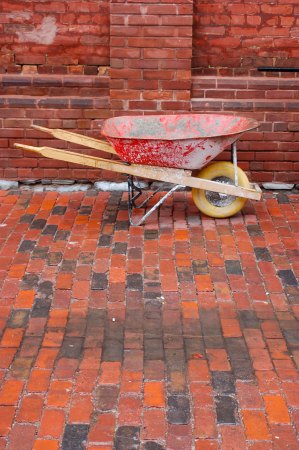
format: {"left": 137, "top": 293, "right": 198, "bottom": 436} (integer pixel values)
{"left": 215, "top": 395, "right": 238, "bottom": 424}
{"left": 0, "top": 188, "right": 296, "bottom": 450}
{"left": 167, "top": 395, "right": 191, "bottom": 424}
{"left": 61, "top": 424, "right": 89, "bottom": 450}
{"left": 114, "top": 426, "right": 140, "bottom": 450}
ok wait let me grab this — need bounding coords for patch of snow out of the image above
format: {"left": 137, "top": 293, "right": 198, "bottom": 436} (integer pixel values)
{"left": 21, "top": 184, "right": 91, "bottom": 192}
{"left": 45, "top": 184, "right": 92, "bottom": 192}
{"left": 94, "top": 181, "right": 149, "bottom": 191}
{"left": 0, "top": 180, "right": 19, "bottom": 190}
{"left": 262, "top": 182, "right": 294, "bottom": 190}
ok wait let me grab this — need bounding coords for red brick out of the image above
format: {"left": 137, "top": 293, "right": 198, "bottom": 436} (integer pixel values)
{"left": 86, "top": 447, "right": 112, "bottom": 450}
{"left": 35, "top": 349, "right": 59, "bottom": 369}
{"left": 7, "top": 423, "right": 36, "bottom": 450}
{"left": 33, "top": 440, "right": 59, "bottom": 450}
{"left": 88, "top": 413, "right": 116, "bottom": 443}
{"left": 72, "top": 280, "right": 90, "bottom": 299}
{"left": 188, "top": 360, "right": 210, "bottom": 382}
{"left": 8, "top": 264, "right": 27, "bottom": 279}
{"left": 206, "top": 349, "right": 231, "bottom": 371}
{"left": 249, "top": 348, "right": 273, "bottom": 370}
{"left": 190, "top": 383, "right": 214, "bottom": 408}
{"left": 47, "top": 380, "right": 72, "bottom": 407}
{"left": 69, "top": 395, "right": 93, "bottom": 423}
{"left": 0, "top": 406, "right": 15, "bottom": 435}
{"left": 244, "top": 329, "right": 266, "bottom": 348}
{"left": 248, "top": 443, "right": 272, "bottom": 450}
{"left": 144, "top": 381, "right": 165, "bottom": 408}
{"left": 282, "top": 382, "right": 299, "bottom": 408}
{"left": 266, "top": 338, "right": 289, "bottom": 359}
{"left": 242, "top": 410, "right": 271, "bottom": 440}
{"left": 195, "top": 274, "right": 213, "bottom": 292}
{"left": 0, "top": 348, "right": 17, "bottom": 369}
{"left": 54, "top": 358, "right": 78, "bottom": 379}
{"left": 56, "top": 273, "right": 72, "bottom": 290}
{"left": 99, "top": 362, "right": 121, "bottom": 384}
{"left": 42, "top": 330, "right": 64, "bottom": 347}
{"left": 0, "top": 328, "right": 24, "bottom": 347}
{"left": 256, "top": 370, "right": 281, "bottom": 393}
{"left": 270, "top": 424, "right": 298, "bottom": 449}
{"left": 261, "top": 5, "right": 293, "bottom": 15}
{"left": 142, "top": 409, "right": 166, "bottom": 440}
{"left": 236, "top": 381, "right": 263, "bottom": 409}
{"left": 264, "top": 395, "right": 291, "bottom": 424}
{"left": 169, "top": 370, "right": 186, "bottom": 393}
{"left": 194, "top": 407, "right": 217, "bottom": 438}
{"left": 79, "top": 349, "right": 102, "bottom": 371}
{"left": 144, "top": 361, "right": 165, "bottom": 381}
{"left": 47, "top": 310, "right": 68, "bottom": 328}
{"left": 221, "top": 318, "right": 242, "bottom": 338}
{"left": 0, "top": 437, "right": 7, "bottom": 450}
{"left": 118, "top": 395, "right": 142, "bottom": 426}
{"left": 16, "top": 394, "right": 44, "bottom": 423}
{"left": 195, "top": 441, "right": 219, "bottom": 450}
{"left": 220, "top": 425, "right": 247, "bottom": 450}
{"left": 27, "top": 369, "right": 51, "bottom": 393}
{"left": 75, "top": 369, "right": 98, "bottom": 393}
{"left": 38, "top": 409, "right": 66, "bottom": 438}
{"left": 0, "top": 379, "right": 24, "bottom": 405}
{"left": 109, "top": 267, "right": 126, "bottom": 283}
{"left": 181, "top": 301, "right": 199, "bottom": 319}
{"left": 167, "top": 423, "right": 192, "bottom": 449}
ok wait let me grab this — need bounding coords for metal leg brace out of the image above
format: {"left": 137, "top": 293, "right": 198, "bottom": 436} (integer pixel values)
{"left": 127, "top": 175, "right": 184, "bottom": 226}
{"left": 232, "top": 142, "right": 239, "bottom": 187}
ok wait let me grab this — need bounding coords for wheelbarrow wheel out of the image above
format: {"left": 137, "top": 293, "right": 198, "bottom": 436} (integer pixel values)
{"left": 192, "top": 161, "right": 250, "bottom": 218}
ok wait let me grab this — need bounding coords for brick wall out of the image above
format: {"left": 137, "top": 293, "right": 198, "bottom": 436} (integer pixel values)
{"left": 193, "top": 0, "right": 299, "bottom": 75}
{"left": 0, "top": 0, "right": 109, "bottom": 74}
{"left": 192, "top": 1, "right": 299, "bottom": 183}
{"left": 0, "top": 74, "right": 111, "bottom": 180}
{"left": 110, "top": 0, "right": 193, "bottom": 115}
{"left": 191, "top": 76, "right": 299, "bottom": 183}
{"left": 0, "top": 0, "right": 298, "bottom": 183}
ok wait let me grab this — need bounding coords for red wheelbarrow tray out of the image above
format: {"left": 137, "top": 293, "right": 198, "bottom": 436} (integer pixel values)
{"left": 101, "top": 114, "right": 258, "bottom": 171}
{"left": 14, "top": 113, "right": 262, "bottom": 205}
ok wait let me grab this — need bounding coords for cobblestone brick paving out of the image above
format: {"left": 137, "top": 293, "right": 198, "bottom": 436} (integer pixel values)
{"left": 0, "top": 189, "right": 298, "bottom": 450}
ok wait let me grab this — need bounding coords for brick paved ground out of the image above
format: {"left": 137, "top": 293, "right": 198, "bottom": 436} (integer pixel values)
{"left": 0, "top": 188, "right": 298, "bottom": 450}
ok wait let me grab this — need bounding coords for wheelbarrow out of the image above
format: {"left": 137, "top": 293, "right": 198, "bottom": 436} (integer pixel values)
{"left": 15, "top": 114, "right": 262, "bottom": 225}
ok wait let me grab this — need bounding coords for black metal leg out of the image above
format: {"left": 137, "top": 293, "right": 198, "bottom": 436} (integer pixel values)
{"left": 127, "top": 175, "right": 183, "bottom": 226}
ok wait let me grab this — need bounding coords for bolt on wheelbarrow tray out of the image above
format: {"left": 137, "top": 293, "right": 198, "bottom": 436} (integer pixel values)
{"left": 15, "top": 114, "right": 262, "bottom": 224}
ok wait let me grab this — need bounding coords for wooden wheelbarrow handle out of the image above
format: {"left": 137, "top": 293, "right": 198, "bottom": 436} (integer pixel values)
{"left": 32, "top": 125, "right": 117, "bottom": 155}
{"left": 15, "top": 143, "right": 262, "bottom": 201}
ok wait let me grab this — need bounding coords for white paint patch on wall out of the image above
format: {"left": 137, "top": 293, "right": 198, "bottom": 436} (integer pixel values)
{"left": 16, "top": 16, "right": 57, "bottom": 45}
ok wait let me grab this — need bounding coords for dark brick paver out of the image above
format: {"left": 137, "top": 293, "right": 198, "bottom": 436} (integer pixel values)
{"left": 0, "top": 189, "right": 298, "bottom": 449}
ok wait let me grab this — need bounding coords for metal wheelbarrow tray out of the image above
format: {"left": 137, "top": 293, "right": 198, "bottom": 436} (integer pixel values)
{"left": 15, "top": 114, "right": 262, "bottom": 225}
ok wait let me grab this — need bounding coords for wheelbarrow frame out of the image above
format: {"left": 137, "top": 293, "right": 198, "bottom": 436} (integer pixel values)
{"left": 15, "top": 125, "right": 262, "bottom": 225}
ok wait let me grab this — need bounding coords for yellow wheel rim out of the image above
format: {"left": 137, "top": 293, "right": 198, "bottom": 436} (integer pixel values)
{"left": 192, "top": 161, "right": 250, "bottom": 218}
